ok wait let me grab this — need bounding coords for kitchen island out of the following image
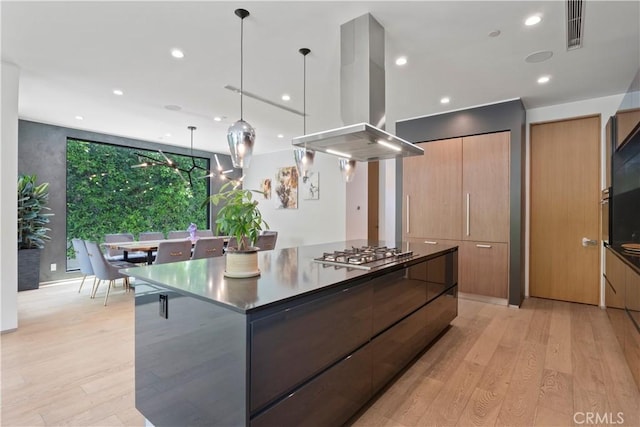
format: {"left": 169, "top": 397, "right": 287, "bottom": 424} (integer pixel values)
{"left": 124, "top": 240, "right": 458, "bottom": 427}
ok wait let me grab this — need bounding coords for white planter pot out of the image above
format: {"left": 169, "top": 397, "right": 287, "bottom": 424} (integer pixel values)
{"left": 225, "top": 248, "right": 260, "bottom": 278}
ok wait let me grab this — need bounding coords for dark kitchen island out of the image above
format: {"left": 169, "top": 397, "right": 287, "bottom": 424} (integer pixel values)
{"left": 123, "top": 240, "right": 458, "bottom": 427}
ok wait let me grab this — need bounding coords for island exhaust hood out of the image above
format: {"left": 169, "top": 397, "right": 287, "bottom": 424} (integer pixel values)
{"left": 291, "top": 13, "right": 423, "bottom": 163}
{"left": 292, "top": 122, "right": 423, "bottom": 162}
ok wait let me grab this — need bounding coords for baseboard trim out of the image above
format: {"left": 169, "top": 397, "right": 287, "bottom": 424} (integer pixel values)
{"left": 459, "top": 292, "right": 508, "bottom": 306}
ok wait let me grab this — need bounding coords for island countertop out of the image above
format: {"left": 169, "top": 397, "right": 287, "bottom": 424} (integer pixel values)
{"left": 122, "top": 239, "right": 457, "bottom": 313}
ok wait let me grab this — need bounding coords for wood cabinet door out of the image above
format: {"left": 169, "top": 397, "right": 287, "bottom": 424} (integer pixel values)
{"left": 606, "top": 118, "right": 612, "bottom": 188}
{"left": 403, "top": 138, "right": 462, "bottom": 240}
{"left": 461, "top": 132, "right": 510, "bottom": 243}
{"left": 458, "top": 241, "right": 508, "bottom": 299}
{"left": 605, "top": 248, "right": 626, "bottom": 307}
{"left": 616, "top": 108, "right": 640, "bottom": 149}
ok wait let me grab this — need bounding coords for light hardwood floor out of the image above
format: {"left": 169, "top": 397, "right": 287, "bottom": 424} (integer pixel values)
{"left": 2, "top": 281, "right": 638, "bottom": 426}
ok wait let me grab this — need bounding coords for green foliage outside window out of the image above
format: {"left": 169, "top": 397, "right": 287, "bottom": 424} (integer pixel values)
{"left": 66, "top": 138, "right": 210, "bottom": 260}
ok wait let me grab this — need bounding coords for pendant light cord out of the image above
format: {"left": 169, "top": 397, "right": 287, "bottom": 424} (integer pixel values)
{"left": 240, "top": 17, "right": 244, "bottom": 121}
{"left": 303, "top": 53, "right": 306, "bottom": 134}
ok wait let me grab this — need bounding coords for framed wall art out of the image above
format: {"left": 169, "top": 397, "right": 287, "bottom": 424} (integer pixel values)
{"left": 275, "top": 166, "right": 298, "bottom": 209}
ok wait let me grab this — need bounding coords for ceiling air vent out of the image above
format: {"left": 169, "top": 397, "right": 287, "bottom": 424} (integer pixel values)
{"left": 567, "top": 0, "right": 585, "bottom": 50}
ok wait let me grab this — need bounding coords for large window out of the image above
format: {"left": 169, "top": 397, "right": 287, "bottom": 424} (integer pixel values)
{"left": 66, "top": 138, "right": 210, "bottom": 264}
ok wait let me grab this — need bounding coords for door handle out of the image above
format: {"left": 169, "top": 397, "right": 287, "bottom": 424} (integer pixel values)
{"left": 582, "top": 237, "right": 597, "bottom": 247}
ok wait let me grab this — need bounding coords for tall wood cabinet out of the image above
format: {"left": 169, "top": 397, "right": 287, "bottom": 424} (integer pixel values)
{"left": 404, "top": 131, "right": 510, "bottom": 300}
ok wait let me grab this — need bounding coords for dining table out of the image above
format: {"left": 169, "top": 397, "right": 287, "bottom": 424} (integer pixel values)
{"left": 103, "top": 237, "right": 229, "bottom": 265}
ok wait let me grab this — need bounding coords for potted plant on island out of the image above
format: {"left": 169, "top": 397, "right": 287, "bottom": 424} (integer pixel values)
{"left": 205, "top": 181, "right": 268, "bottom": 278}
{"left": 18, "top": 174, "right": 54, "bottom": 291}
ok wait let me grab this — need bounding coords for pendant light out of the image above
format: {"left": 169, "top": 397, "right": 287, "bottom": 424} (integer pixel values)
{"left": 132, "top": 125, "right": 209, "bottom": 187}
{"left": 227, "top": 8, "right": 255, "bottom": 169}
{"left": 293, "top": 48, "right": 315, "bottom": 179}
{"left": 339, "top": 158, "right": 357, "bottom": 183}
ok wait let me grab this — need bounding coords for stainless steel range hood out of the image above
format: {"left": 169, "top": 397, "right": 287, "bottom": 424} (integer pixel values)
{"left": 291, "top": 14, "right": 423, "bottom": 163}
{"left": 292, "top": 123, "right": 423, "bottom": 162}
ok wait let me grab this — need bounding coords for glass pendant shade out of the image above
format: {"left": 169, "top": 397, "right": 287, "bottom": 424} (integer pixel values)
{"left": 338, "top": 158, "right": 357, "bottom": 183}
{"left": 227, "top": 119, "right": 255, "bottom": 169}
{"left": 294, "top": 147, "right": 315, "bottom": 178}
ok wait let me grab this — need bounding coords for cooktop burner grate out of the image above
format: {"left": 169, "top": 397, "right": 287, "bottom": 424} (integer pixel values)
{"left": 313, "top": 246, "right": 414, "bottom": 270}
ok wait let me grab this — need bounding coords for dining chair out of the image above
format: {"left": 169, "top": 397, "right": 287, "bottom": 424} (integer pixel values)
{"left": 139, "top": 231, "right": 164, "bottom": 241}
{"left": 154, "top": 240, "right": 192, "bottom": 264}
{"left": 195, "top": 229, "right": 215, "bottom": 238}
{"left": 191, "top": 237, "right": 225, "bottom": 260}
{"left": 104, "top": 233, "right": 146, "bottom": 263}
{"left": 226, "top": 236, "right": 249, "bottom": 250}
{"left": 71, "top": 238, "right": 95, "bottom": 294}
{"left": 167, "top": 230, "right": 190, "bottom": 239}
{"left": 84, "top": 240, "right": 135, "bottom": 306}
{"left": 255, "top": 231, "right": 278, "bottom": 251}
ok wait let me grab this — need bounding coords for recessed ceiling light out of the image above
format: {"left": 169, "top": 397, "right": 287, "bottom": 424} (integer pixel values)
{"left": 165, "top": 133, "right": 172, "bottom": 137}
{"left": 171, "top": 48, "right": 184, "bottom": 59}
{"left": 395, "top": 56, "right": 407, "bottom": 66}
{"left": 281, "top": 94, "right": 291, "bottom": 101}
{"left": 440, "top": 97, "right": 450, "bottom": 104}
{"left": 75, "top": 115, "right": 84, "bottom": 120}
{"left": 113, "top": 89, "right": 124, "bottom": 96}
{"left": 537, "top": 75, "right": 551, "bottom": 84}
{"left": 214, "top": 116, "right": 222, "bottom": 122}
{"left": 277, "top": 134, "right": 284, "bottom": 138}
{"left": 525, "top": 15, "right": 542, "bottom": 26}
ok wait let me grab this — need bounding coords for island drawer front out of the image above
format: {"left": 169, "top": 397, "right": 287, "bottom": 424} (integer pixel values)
{"left": 371, "top": 285, "right": 457, "bottom": 393}
{"left": 426, "top": 250, "right": 458, "bottom": 302}
{"left": 250, "top": 345, "right": 372, "bottom": 427}
{"left": 371, "top": 302, "right": 429, "bottom": 392}
{"left": 372, "top": 264, "right": 427, "bottom": 336}
{"left": 425, "top": 285, "right": 458, "bottom": 345}
{"left": 250, "top": 282, "right": 373, "bottom": 412}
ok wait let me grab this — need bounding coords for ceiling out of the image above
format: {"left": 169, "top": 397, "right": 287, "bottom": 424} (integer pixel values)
{"left": 2, "top": 1, "right": 639, "bottom": 156}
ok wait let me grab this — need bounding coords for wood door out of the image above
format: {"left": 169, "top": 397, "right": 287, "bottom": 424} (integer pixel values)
{"left": 402, "top": 138, "right": 462, "bottom": 240}
{"left": 462, "top": 132, "right": 510, "bottom": 242}
{"left": 530, "top": 115, "right": 600, "bottom": 305}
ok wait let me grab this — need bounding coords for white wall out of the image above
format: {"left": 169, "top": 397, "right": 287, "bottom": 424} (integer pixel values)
{"left": 525, "top": 93, "right": 625, "bottom": 307}
{"left": 1, "top": 61, "right": 20, "bottom": 332}
{"left": 242, "top": 150, "right": 346, "bottom": 248}
{"left": 345, "top": 162, "right": 368, "bottom": 241}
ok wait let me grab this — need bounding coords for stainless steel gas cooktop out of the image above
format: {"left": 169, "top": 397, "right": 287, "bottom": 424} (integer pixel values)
{"left": 313, "top": 245, "right": 415, "bottom": 270}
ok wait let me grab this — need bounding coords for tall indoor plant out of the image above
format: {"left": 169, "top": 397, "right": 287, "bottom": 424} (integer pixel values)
{"left": 18, "top": 174, "right": 53, "bottom": 290}
{"left": 205, "top": 181, "right": 268, "bottom": 277}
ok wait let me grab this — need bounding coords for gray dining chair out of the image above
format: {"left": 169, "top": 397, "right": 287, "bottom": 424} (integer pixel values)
{"left": 104, "top": 233, "right": 146, "bottom": 263}
{"left": 167, "top": 230, "right": 190, "bottom": 239}
{"left": 255, "top": 231, "right": 278, "bottom": 251}
{"left": 139, "top": 231, "right": 164, "bottom": 241}
{"left": 225, "top": 236, "right": 249, "bottom": 250}
{"left": 195, "top": 229, "right": 215, "bottom": 238}
{"left": 71, "top": 238, "right": 95, "bottom": 294}
{"left": 84, "top": 240, "right": 135, "bottom": 306}
{"left": 191, "top": 237, "right": 225, "bottom": 260}
{"left": 154, "top": 239, "right": 192, "bottom": 264}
